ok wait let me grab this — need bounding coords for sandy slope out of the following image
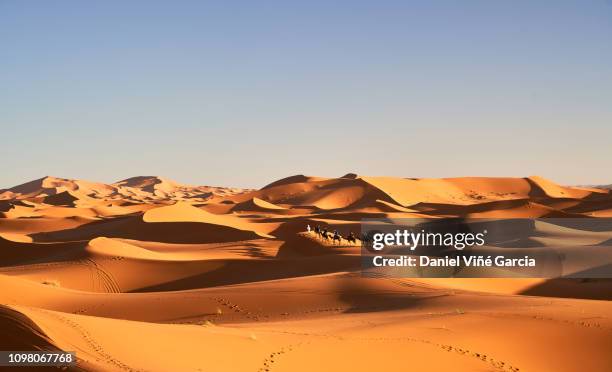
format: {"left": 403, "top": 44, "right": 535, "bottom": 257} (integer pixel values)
{"left": 0, "top": 174, "right": 611, "bottom": 371}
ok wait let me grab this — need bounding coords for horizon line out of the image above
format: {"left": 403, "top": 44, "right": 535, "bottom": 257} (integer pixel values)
{"left": 2, "top": 173, "right": 610, "bottom": 192}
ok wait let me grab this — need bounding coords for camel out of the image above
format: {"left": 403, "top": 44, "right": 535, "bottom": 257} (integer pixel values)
{"left": 332, "top": 234, "right": 342, "bottom": 245}
{"left": 346, "top": 233, "right": 357, "bottom": 245}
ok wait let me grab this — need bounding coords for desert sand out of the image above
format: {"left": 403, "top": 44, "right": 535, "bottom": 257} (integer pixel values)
{"left": 1, "top": 174, "right": 611, "bottom": 371}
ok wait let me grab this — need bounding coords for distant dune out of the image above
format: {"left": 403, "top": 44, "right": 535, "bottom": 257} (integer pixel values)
{"left": 1, "top": 174, "right": 611, "bottom": 371}
{"left": 0, "top": 175, "right": 249, "bottom": 205}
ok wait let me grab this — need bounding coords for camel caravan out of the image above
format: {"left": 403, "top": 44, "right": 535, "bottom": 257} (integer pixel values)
{"left": 306, "top": 224, "right": 361, "bottom": 245}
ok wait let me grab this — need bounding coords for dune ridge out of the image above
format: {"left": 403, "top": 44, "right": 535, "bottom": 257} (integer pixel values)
{"left": 0, "top": 176, "right": 250, "bottom": 204}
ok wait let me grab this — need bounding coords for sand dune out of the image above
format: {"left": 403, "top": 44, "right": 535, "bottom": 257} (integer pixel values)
{"left": 232, "top": 197, "right": 288, "bottom": 213}
{"left": 1, "top": 174, "right": 611, "bottom": 371}
{"left": 2, "top": 283, "right": 612, "bottom": 372}
{"left": 527, "top": 176, "right": 603, "bottom": 199}
{"left": 0, "top": 176, "right": 115, "bottom": 201}
{"left": 0, "top": 234, "right": 83, "bottom": 266}
{"left": 42, "top": 190, "right": 81, "bottom": 207}
{"left": 239, "top": 174, "right": 607, "bottom": 211}
{"left": 0, "top": 305, "right": 62, "bottom": 352}
{"left": 0, "top": 176, "right": 249, "bottom": 206}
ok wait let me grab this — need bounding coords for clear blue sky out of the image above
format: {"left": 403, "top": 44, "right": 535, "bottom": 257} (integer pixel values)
{"left": 1, "top": 1, "right": 611, "bottom": 188}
